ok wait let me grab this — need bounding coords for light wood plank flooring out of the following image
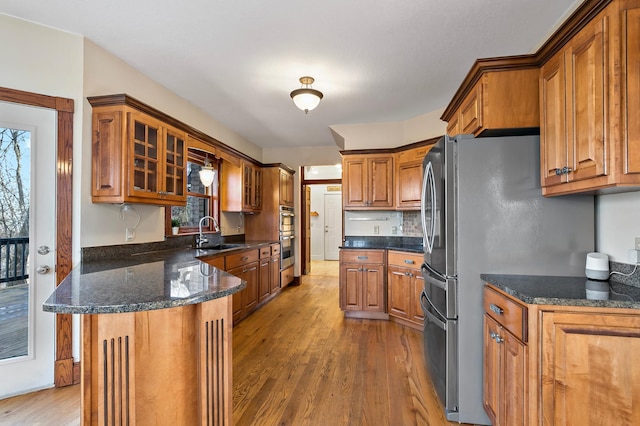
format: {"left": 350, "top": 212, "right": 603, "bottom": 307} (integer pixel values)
{"left": 0, "top": 260, "right": 464, "bottom": 425}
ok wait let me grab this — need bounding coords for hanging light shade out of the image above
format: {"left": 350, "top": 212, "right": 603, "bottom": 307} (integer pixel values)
{"left": 290, "top": 76, "right": 323, "bottom": 114}
{"left": 199, "top": 158, "right": 215, "bottom": 187}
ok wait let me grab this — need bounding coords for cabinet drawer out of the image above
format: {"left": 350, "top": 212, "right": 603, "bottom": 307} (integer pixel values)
{"left": 260, "top": 246, "right": 271, "bottom": 258}
{"left": 484, "top": 286, "right": 527, "bottom": 342}
{"left": 340, "top": 250, "right": 384, "bottom": 264}
{"left": 270, "top": 244, "right": 280, "bottom": 256}
{"left": 387, "top": 251, "right": 422, "bottom": 269}
{"left": 226, "top": 249, "right": 259, "bottom": 270}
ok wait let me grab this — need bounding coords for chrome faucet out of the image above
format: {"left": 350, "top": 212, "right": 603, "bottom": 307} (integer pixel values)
{"left": 197, "top": 215, "right": 220, "bottom": 247}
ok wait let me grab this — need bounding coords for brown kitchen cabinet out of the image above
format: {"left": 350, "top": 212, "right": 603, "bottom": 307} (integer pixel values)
{"left": 226, "top": 249, "right": 259, "bottom": 324}
{"left": 89, "top": 97, "right": 187, "bottom": 206}
{"left": 339, "top": 249, "right": 386, "bottom": 318}
{"left": 484, "top": 281, "right": 640, "bottom": 425}
{"left": 279, "top": 168, "right": 294, "bottom": 206}
{"left": 395, "top": 145, "right": 433, "bottom": 209}
{"left": 539, "top": 309, "right": 640, "bottom": 424}
{"left": 539, "top": 1, "right": 640, "bottom": 196}
{"left": 443, "top": 68, "right": 539, "bottom": 138}
{"left": 258, "top": 246, "right": 271, "bottom": 303}
{"left": 483, "top": 286, "right": 527, "bottom": 426}
{"left": 269, "top": 243, "right": 281, "bottom": 294}
{"left": 221, "top": 158, "right": 262, "bottom": 213}
{"left": 342, "top": 154, "right": 394, "bottom": 209}
{"left": 387, "top": 251, "right": 424, "bottom": 329}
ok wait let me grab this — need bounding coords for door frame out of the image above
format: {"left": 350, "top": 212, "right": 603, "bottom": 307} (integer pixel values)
{"left": 0, "top": 87, "right": 74, "bottom": 387}
{"left": 299, "top": 167, "right": 341, "bottom": 275}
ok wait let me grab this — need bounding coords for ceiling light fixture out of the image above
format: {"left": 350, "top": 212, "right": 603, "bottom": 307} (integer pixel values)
{"left": 290, "top": 76, "right": 323, "bottom": 114}
{"left": 199, "top": 158, "right": 215, "bottom": 187}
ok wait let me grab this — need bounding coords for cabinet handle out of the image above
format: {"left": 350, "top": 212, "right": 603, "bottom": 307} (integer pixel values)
{"left": 554, "top": 166, "right": 573, "bottom": 176}
{"left": 242, "top": 256, "right": 249, "bottom": 261}
{"left": 489, "top": 304, "right": 503, "bottom": 315}
{"left": 404, "top": 259, "right": 415, "bottom": 265}
{"left": 489, "top": 331, "right": 504, "bottom": 343}
{"left": 357, "top": 256, "right": 368, "bottom": 260}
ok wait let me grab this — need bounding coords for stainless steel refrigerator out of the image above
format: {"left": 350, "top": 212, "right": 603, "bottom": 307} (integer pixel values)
{"left": 419, "top": 134, "right": 594, "bottom": 424}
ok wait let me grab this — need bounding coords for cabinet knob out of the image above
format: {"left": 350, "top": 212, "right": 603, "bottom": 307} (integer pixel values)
{"left": 554, "top": 166, "right": 573, "bottom": 176}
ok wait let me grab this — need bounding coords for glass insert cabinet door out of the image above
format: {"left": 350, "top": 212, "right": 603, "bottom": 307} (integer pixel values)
{"left": 128, "top": 112, "right": 186, "bottom": 203}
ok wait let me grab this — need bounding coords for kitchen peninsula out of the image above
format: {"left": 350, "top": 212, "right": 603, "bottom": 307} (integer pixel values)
{"left": 43, "top": 248, "right": 245, "bottom": 426}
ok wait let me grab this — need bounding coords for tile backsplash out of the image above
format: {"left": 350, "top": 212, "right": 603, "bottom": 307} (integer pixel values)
{"left": 343, "top": 210, "right": 423, "bottom": 237}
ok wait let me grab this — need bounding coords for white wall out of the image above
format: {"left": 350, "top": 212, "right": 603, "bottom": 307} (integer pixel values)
{"left": 597, "top": 192, "right": 640, "bottom": 263}
{"left": 329, "top": 108, "right": 447, "bottom": 150}
{"left": 1, "top": 14, "right": 85, "bottom": 264}
{"left": 81, "top": 40, "right": 263, "bottom": 248}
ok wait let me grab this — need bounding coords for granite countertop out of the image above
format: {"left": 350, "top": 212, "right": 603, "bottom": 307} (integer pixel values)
{"left": 341, "top": 236, "right": 424, "bottom": 253}
{"left": 43, "top": 247, "right": 252, "bottom": 315}
{"left": 482, "top": 274, "right": 640, "bottom": 309}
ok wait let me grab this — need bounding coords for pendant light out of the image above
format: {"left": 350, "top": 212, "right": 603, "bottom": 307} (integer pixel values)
{"left": 290, "top": 76, "right": 323, "bottom": 114}
{"left": 199, "top": 157, "right": 215, "bottom": 187}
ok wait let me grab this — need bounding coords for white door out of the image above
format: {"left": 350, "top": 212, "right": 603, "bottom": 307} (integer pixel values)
{"left": 0, "top": 102, "right": 56, "bottom": 398}
{"left": 324, "top": 193, "right": 342, "bottom": 261}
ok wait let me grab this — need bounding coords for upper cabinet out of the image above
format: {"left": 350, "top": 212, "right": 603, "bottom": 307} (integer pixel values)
{"left": 279, "top": 168, "right": 294, "bottom": 207}
{"left": 89, "top": 96, "right": 186, "bottom": 206}
{"left": 540, "top": 5, "right": 611, "bottom": 195}
{"left": 342, "top": 154, "right": 394, "bottom": 209}
{"left": 539, "top": 1, "right": 640, "bottom": 196}
{"left": 221, "top": 158, "right": 262, "bottom": 213}
{"left": 395, "top": 145, "right": 433, "bottom": 209}
{"left": 443, "top": 67, "right": 540, "bottom": 137}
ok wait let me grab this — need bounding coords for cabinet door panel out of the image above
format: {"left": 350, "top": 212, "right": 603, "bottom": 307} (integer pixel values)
{"left": 343, "top": 158, "right": 367, "bottom": 207}
{"left": 540, "top": 52, "right": 567, "bottom": 187}
{"left": 368, "top": 157, "right": 393, "bottom": 207}
{"left": 411, "top": 273, "right": 425, "bottom": 324}
{"left": 503, "top": 330, "right": 526, "bottom": 426}
{"left": 388, "top": 268, "right": 411, "bottom": 319}
{"left": 128, "top": 112, "right": 162, "bottom": 199}
{"left": 396, "top": 161, "right": 422, "bottom": 209}
{"left": 92, "top": 110, "right": 123, "bottom": 198}
{"left": 541, "top": 312, "right": 640, "bottom": 425}
{"left": 340, "top": 264, "right": 361, "bottom": 310}
{"left": 567, "top": 15, "right": 607, "bottom": 182}
{"left": 483, "top": 315, "right": 500, "bottom": 426}
{"left": 259, "top": 259, "right": 270, "bottom": 302}
{"left": 623, "top": 8, "right": 640, "bottom": 175}
{"left": 363, "top": 267, "right": 384, "bottom": 311}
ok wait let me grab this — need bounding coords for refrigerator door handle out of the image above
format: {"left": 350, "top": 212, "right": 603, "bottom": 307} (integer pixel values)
{"left": 422, "top": 262, "right": 447, "bottom": 284}
{"left": 420, "top": 161, "right": 436, "bottom": 253}
{"left": 421, "top": 292, "right": 447, "bottom": 331}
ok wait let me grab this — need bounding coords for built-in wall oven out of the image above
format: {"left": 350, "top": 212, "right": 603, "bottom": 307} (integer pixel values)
{"left": 279, "top": 206, "right": 295, "bottom": 269}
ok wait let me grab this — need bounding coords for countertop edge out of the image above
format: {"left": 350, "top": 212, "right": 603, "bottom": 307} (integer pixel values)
{"left": 42, "top": 279, "right": 246, "bottom": 315}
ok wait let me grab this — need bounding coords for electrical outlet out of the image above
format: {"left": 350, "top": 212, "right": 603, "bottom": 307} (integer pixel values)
{"left": 392, "top": 226, "right": 397, "bottom": 235}
{"left": 629, "top": 249, "right": 640, "bottom": 264}
{"left": 635, "top": 237, "right": 640, "bottom": 250}
{"left": 373, "top": 225, "right": 379, "bottom": 235}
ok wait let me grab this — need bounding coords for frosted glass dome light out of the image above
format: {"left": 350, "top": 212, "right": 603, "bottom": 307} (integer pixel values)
{"left": 290, "top": 76, "right": 323, "bottom": 114}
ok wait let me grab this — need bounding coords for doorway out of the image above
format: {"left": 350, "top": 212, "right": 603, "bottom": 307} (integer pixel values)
{"left": 301, "top": 165, "right": 343, "bottom": 275}
{"left": 0, "top": 102, "right": 57, "bottom": 398}
{"left": 0, "top": 86, "right": 74, "bottom": 394}
{"left": 323, "top": 193, "right": 342, "bottom": 261}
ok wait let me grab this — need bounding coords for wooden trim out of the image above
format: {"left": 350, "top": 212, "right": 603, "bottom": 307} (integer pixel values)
{"left": 339, "top": 136, "right": 440, "bottom": 156}
{"left": 300, "top": 178, "right": 342, "bottom": 186}
{"left": 88, "top": 94, "right": 259, "bottom": 166}
{"left": 0, "top": 86, "right": 75, "bottom": 388}
{"left": 441, "top": 0, "right": 613, "bottom": 122}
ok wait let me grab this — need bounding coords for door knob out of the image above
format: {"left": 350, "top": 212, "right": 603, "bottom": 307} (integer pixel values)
{"left": 37, "top": 246, "right": 50, "bottom": 255}
{"left": 37, "top": 265, "right": 51, "bottom": 274}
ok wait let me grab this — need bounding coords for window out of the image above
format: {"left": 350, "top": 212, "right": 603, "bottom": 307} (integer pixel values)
{"left": 167, "top": 150, "right": 219, "bottom": 235}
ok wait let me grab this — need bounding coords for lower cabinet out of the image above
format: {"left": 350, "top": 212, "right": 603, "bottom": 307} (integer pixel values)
{"left": 484, "top": 283, "right": 640, "bottom": 425}
{"left": 539, "top": 310, "right": 640, "bottom": 424}
{"left": 226, "top": 249, "right": 260, "bottom": 324}
{"left": 387, "top": 251, "right": 424, "bottom": 330}
{"left": 339, "top": 249, "right": 386, "bottom": 317}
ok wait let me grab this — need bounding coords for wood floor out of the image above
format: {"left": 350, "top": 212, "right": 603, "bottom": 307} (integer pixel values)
{"left": 0, "top": 260, "right": 463, "bottom": 426}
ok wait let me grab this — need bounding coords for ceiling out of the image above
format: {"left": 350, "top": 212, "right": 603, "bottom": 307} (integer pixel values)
{"left": 0, "top": 0, "right": 583, "bottom": 149}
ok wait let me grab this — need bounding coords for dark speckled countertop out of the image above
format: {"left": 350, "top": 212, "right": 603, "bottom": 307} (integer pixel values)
{"left": 482, "top": 274, "right": 640, "bottom": 309}
{"left": 41, "top": 244, "right": 274, "bottom": 314}
{"left": 341, "top": 236, "right": 423, "bottom": 253}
